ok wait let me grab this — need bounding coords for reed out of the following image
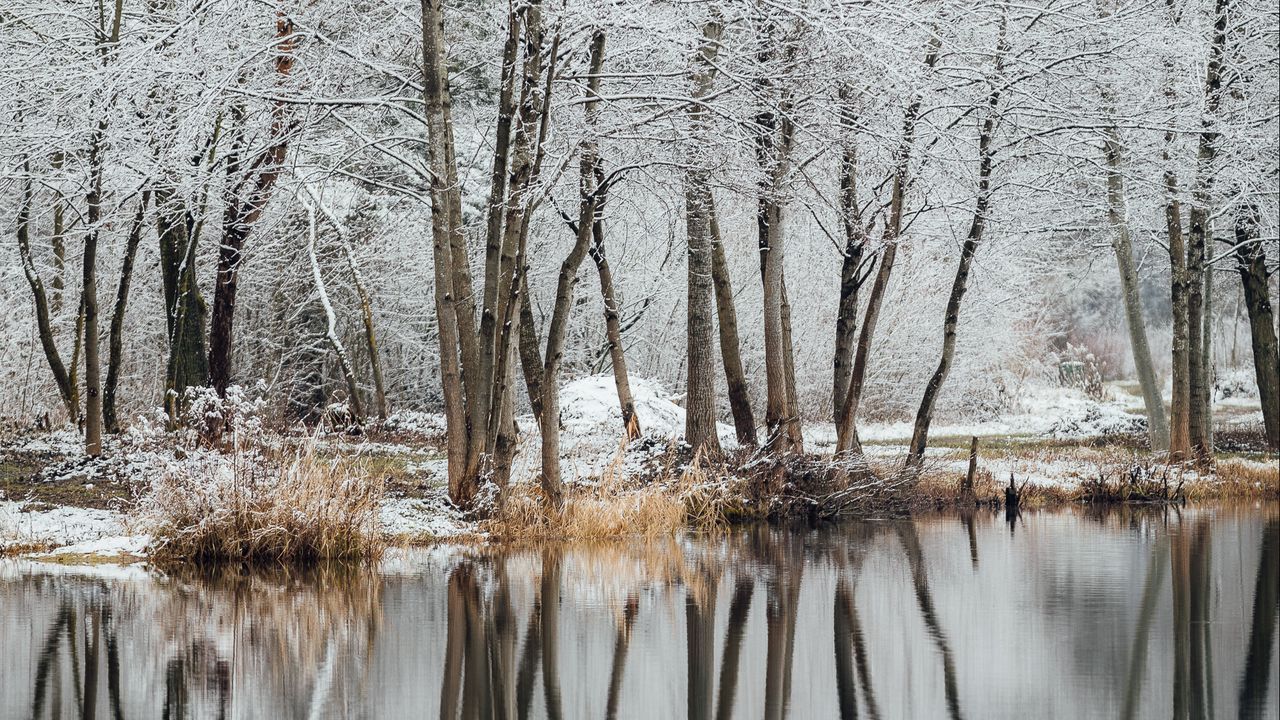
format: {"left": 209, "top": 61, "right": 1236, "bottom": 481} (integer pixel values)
{"left": 140, "top": 439, "right": 384, "bottom": 564}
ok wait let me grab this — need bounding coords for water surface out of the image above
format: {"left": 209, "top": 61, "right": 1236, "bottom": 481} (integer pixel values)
{"left": 3, "top": 504, "right": 1277, "bottom": 719}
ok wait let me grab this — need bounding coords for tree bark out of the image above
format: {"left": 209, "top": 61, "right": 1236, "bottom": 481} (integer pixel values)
{"left": 1233, "top": 204, "right": 1278, "bottom": 450}
{"left": 1103, "top": 125, "right": 1170, "bottom": 451}
{"left": 708, "top": 199, "right": 756, "bottom": 447}
{"left": 683, "top": 20, "right": 724, "bottom": 458}
{"left": 906, "top": 39, "right": 1003, "bottom": 469}
{"left": 835, "top": 36, "right": 939, "bottom": 456}
{"left": 833, "top": 87, "right": 871, "bottom": 423}
{"left": 207, "top": 13, "right": 297, "bottom": 397}
{"left": 755, "top": 31, "right": 803, "bottom": 456}
{"left": 306, "top": 203, "right": 364, "bottom": 422}
{"left": 103, "top": 192, "right": 150, "bottom": 433}
{"left": 15, "top": 169, "right": 78, "bottom": 422}
{"left": 1165, "top": 133, "right": 1192, "bottom": 459}
{"left": 589, "top": 186, "right": 642, "bottom": 442}
{"left": 421, "top": 0, "right": 472, "bottom": 505}
{"left": 1186, "top": 0, "right": 1229, "bottom": 462}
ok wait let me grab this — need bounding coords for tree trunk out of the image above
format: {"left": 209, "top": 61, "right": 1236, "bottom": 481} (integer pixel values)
{"left": 683, "top": 20, "right": 724, "bottom": 458}
{"left": 82, "top": 117, "right": 109, "bottom": 456}
{"left": 835, "top": 36, "right": 939, "bottom": 456}
{"left": 1186, "top": 0, "right": 1229, "bottom": 463}
{"left": 589, "top": 194, "right": 642, "bottom": 441}
{"left": 708, "top": 199, "right": 756, "bottom": 447}
{"left": 1232, "top": 204, "right": 1279, "bottom": 451}
{"left": 906, "top": 44, "right": 1002, "bottom": 469}
{"left": 15, "top": 169, "right": 78, "bottom": 422}
{"left": 420, "top": 0, "right": 472, "bottom": 505}
{"left": 1165, "top": 139, "right": 1192, "bottom": 459}
{"left": 306, "top": 203, "right": 364, "bottom": 422}
{"left": 833, "top": 86, "right": 871, "bottom": 423}
{"left": 307, "top": 186, "right": 388, "bottom": 420}
{"left": 755, "top": 33, "right": 802, "bottom": 456}
{"left": 103, "top": 192, "right": 150, "bottom": 433}
{"left": 155, "top": 186, "right": 209, "bottom": 423}
{"left": 207, "top": 13, "right": 297, "bottom": 397}
{"left": 1103, "top": 126, "right": 1170, "bottom": 451}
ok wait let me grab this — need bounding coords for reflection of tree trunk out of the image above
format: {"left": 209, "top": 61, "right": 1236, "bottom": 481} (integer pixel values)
{"left": 541, "top": 549, "right": 564, "bottom": 720}
{"left": 605, "top": 595, "right": 640, "bottom": 720}
{"left": 515, "top": 599, "right": 541, "bottom": 720}
{"left": 83, "top": 609, "right": 101, "bottom": 719}
{"left": 714, "top": 578, "right": 753, "bottom": 720}
{"left": 763, "top": 540, "right": 802, "bottom": 720}
{"left": 834, "top": 578, "right": 860, "bottom": 719}
{"left": 1171, "top": 519, "right": 1212, "bottom": 719}
{"left": 896, "top": 522, "right": 964, "bottom": 720}
{"left": 31, "top": 605, "right": 73, "bottom": 719}
{"left": 686, "top": 579, "right": 718, "bottom": 720}
{"left": 440, "top": 566, "right": 468, "bottom": 719}
{"left": 487, "top": 564, "right": 517, "bottom": 720}
{"left": 1238, "top": 520, "right": 1279, "bottom": 719}
{"left": 1120, "top": 539, "right": 1169, "bottom": 720}
{"left": 461, "top": 568, "right": 492, "bottom": 719}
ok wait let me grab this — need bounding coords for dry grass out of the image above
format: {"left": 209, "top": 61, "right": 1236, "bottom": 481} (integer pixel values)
{"left": 140, "top": 440, "right": 384, "bottom": 564}
{"left": 482, "top": 479, "right": 685, "bottom": 541}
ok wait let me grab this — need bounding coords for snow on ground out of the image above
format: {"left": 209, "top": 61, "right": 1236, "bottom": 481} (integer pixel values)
{"left": 0, "top": 501, "right": 127, "bottom": 548}
{"left": 1, "top": 377, "right": 1269, "bottom": 562}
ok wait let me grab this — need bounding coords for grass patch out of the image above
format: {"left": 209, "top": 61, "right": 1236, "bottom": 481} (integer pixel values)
{"left": 139, "top": 441, "right": 385, "bottom": 564}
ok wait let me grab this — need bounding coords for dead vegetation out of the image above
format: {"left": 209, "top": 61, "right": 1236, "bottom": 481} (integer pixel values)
{"left": 140, "top": 440, "right": 385, "bottom": 564}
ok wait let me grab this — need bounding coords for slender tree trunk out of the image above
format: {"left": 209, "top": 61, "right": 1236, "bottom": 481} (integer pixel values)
{"left": 306, "top": 203, "right": 364, "bottom": 422}
{"left": 683, "top": 20, "right": 724, "bottom": 458}
{"left": 103, "top": 192, "right": 150, "bottom": 433}
{"left": 1201, "top": 263, "right": 1214, "bottom": 450}
{"left": 755, "top": 31, "right": 802, "bottom": 456}
{"left": 589, "top": 199, "right": 642, "bottom": 441}
{"left": 1232, "top": 204, "right": 1279, "bottom": 451}
{"left": 15, "top": 169, "right": 77, "bottom": 422}
{"left": 1103, "top": 126, "right": 1170, "bottom": 450}
{"left": 82, "top": 118, "right": 108, "bottom": 456}
{"left": 836, "top": 37, "right": 939, "bottom": 455}
{"left": 421, "top": 0, "right": 472, "bottom": 505}
{"left": 906, "top": 38, "right": 1003, "bottom": 469}
{"left": 207, "top": 13, "right": 297, "bottom": 397}
{"left": 1165, "top": 143, "right": 1192, "bottom": 459}
{"left": 708, "top": 200, "right": 756, "bottom": 447}
{"left": 532, "top": 29, "right": 603, "bottom": 507}
{"left": 833, "top": 93, "right": 870, "bottom": 422}
{"left": 1186, "top": 0, "right": 1230, "bottom": 463}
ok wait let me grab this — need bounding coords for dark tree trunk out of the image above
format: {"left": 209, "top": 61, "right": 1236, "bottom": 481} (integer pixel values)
{"left": 207, "top": 14, "right": 297, "bottom": 397}
{"left": 103, "top": 192, "right": 150, "bottom": 433}
{"left": 1233, "top": 204, "right": 1279, "bottom": 451}
{"left": 709, "top": 199, "right": 756, "bottom": 447}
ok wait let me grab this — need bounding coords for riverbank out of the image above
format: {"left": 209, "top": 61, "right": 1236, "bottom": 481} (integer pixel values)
{"left": 2, "top": 380, "right": 1275, "bottom": 563}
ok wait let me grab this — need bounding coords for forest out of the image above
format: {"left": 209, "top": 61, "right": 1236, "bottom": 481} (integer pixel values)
{"left": 0, "top": 0, "right": 1277, "bottom": 559}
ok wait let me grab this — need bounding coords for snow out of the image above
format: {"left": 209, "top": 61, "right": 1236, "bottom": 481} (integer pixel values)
{"left": 559, "top": 375, "right": 736, "bottom": 448}
{"left": 0, "top": 501, "right": 127, "bottom": 548}
{"left": 38, "top": 534, "right": 150, "bottom": 558}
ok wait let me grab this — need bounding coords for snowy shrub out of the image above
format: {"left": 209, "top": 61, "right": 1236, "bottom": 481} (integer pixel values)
{"left": 139, "top": 440, "right": 384, "bottom": 563}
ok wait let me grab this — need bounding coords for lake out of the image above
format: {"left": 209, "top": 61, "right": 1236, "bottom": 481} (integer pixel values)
{"left": 3, "top": 504, "right": 1277, "bottom": 719}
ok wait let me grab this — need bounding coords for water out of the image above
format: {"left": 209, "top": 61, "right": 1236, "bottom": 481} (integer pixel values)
{"left": 3, "top": 504, "right": 1277, "bottom": 719}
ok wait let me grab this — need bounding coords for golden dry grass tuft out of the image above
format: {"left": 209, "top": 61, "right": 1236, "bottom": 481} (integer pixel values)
{"left": 141, "top": 440, "right": 385, "bottom": 564}
{"left": 482, "top": 479, "right": 685, "bottom": 541}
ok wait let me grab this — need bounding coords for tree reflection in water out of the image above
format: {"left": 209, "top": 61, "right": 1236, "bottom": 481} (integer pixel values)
{"left": 7, "top": 506, "right": 1279, "bottom": 719}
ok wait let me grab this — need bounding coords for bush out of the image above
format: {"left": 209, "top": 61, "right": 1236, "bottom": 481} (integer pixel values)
{"left": 139, "top": 441, "right": 384, "bottom": 564}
